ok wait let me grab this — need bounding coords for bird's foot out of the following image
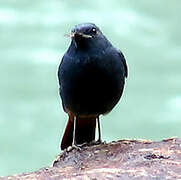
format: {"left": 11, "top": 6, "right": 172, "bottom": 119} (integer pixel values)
{"left": 66, "top": 142, "right": 88, "bottom": 152}
{"left": 72, "top": 144, "right": 82, "bottom": 150}
{"left": 66, "top": 145, "right": 80, "bottom": 152}
{"left": 89, "top": 139, "right": 106, "bottom": 146}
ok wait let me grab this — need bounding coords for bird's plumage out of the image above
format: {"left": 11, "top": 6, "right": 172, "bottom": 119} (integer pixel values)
{"left": 58, "top": 23, "right": 128, "bottom": 150}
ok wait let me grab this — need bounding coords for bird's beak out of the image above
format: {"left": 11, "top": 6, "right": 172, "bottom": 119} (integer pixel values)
{"left": 70, "top": 32, "right": 92, "bottom": 39}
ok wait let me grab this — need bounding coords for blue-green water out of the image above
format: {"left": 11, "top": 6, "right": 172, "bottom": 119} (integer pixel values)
{"left": 0, "top": 0, "right": 181, "bottom": 176}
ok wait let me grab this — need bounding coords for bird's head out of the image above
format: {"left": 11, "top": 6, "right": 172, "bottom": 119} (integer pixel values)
{"left": 71, "top": 23, "right": 100, "bottom": 39}
{"left": 67, "top": 23, "right": 109, "bottom": 50}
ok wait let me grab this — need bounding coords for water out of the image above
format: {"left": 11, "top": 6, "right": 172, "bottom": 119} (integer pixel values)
{"left": 0, "top": 0, "right": 181, "bottom": 176}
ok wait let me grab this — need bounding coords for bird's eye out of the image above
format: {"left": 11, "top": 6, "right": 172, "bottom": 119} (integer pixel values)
{"left": 91, "top": 28, "right": 97, "bottom": 33}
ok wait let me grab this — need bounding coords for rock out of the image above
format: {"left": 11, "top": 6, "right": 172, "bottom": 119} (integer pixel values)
{"left": 1, "top": 138, "right": 181, "bottom": 180}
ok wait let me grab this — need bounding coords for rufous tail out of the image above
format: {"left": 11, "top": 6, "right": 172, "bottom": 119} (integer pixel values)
{"left": 61, "top": 114, "right": 96, "bottom": 150}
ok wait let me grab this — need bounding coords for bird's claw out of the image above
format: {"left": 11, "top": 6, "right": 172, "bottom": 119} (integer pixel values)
{"left": 89, "top": 140, "right": 106, "bottom": 146}
{"left": 66, "top": 142, "right": 88, "bottom": 152}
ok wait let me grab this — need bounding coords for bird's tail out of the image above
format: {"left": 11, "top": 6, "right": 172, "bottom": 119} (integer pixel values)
{"left": 61, "top": 114, "right": 96, "bottom": 150}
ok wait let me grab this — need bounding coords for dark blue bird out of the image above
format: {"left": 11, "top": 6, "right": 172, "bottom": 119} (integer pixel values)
{"left": 58, "top": 23, "right": 128, "bottom": 150}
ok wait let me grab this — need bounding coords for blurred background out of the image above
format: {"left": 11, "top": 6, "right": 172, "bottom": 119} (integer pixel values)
{"left": 0, "top": 0, "right": 181, "bottom": 176}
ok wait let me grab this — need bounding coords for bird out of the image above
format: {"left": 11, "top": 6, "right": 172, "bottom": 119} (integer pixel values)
{"left": 58, "top": 23, "right": 128, "bottom": 150}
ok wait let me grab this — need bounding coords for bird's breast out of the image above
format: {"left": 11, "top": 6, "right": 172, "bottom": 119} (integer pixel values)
{"left": 60, "top": 53, "right": 125, "bottom": 116}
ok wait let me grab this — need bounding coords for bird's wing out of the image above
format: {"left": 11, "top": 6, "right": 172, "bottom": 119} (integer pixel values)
{"left": 118, "top": 50, "right": 128, "bottom": 78}
{"left": 57, "top": 54, "right": 68, "bottom": 112}
{"left": 57, "top": 55, "right": 65, "bottom": 85}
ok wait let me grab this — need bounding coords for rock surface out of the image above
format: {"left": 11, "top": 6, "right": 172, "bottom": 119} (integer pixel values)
{"left": 1, "top": 138, "right": 181, "bottom": 180}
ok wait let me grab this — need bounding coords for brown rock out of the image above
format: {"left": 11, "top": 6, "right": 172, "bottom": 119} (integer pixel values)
{"left": 1, "top": 138, "right": 181, "bottom": 180}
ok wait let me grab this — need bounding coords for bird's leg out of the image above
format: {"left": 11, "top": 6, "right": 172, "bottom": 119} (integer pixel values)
{"left": 97, "top": 116, "right": 102, "bottom": 143}
{"left": 72, "top": 115, "right": 76, "bottom": 146}
{"left": 71, "top": 116, "right": 81, "bottom": 150}
{"left": 89, "top": 116, "right": 103, "bottom": 146}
